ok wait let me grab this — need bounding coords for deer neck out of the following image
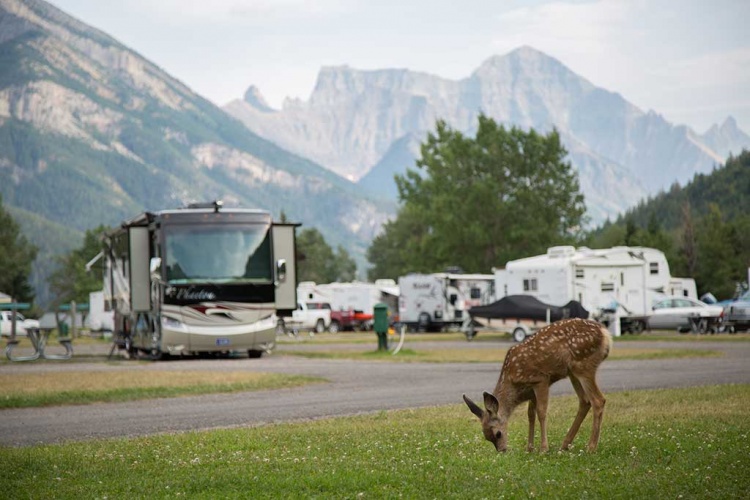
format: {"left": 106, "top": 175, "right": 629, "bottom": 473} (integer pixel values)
{"left": 493, "top": 377, "right": 521, "bottom": 420}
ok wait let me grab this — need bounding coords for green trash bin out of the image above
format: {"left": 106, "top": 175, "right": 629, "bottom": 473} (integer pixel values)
{"left": 373, "top": 303, "right": 389, "bottom": 351}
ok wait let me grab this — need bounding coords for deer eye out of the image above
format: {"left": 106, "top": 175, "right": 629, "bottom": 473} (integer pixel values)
{"left": 495, "top": 431, "right": 503, "bottom": 440}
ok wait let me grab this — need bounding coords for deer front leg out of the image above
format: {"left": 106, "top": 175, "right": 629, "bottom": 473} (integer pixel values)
{"left": 527, "top": 398, "right": 536, "bottom": 452}
{"left": 561, "top": 374, "right": 591, "bottom": 450}
{"left": 532, "top": 384, "right": 550, "bottom": 452}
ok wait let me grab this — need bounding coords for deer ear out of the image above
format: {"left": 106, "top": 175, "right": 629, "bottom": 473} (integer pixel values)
{"left": 483, "top": 391, "right": 499, "bottom": 415}
{"left": 463, "top": 394, "right": 484, "bottom": 419}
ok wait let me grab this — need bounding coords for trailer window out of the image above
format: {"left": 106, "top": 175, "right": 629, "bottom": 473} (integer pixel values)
{"left": 601, "top": 282, "right": 615, "bottom": 292}
{"left": 523, "top": 279, "right": 537, "bottom": 292}
{"left": 650, "top": 262, "right": 659, "bottom": 275}
{"left": 575, "top": 268, "right": 584, "bottom": 279}
{"left": 470, "top": 288, "right": 481, "bottom": 299}
{"left": 164, "top": 224, "right": 272, "bottom": 284}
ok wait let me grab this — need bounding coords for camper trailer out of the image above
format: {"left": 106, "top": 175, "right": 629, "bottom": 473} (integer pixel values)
{"left": 494, "top": 246, "right": 696, "bottom": 332}
{"left": 398, "top": 273, "right": 494, "bottom": 331}
{"left": 297, "top": 280, "right": 400, "bottom": 331}
{"left": 102, "top": 201, "right": 297, "bottom": 359}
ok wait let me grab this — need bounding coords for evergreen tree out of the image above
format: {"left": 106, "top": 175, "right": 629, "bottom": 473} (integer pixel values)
{"left": 297, "top": 228, "right": 357, "bottom": 283}
{"left": 49, "top": 225, "right": 110, "bottom": 306}
{"left": 0, "top": 195, "right": 38, "bottom": 303}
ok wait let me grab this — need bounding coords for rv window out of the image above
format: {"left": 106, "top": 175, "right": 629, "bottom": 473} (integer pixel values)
{"left": 601, "top": 283, "right": 615, "bottom": 292}
{"left": 650, "top": 262, "right": 659, "bottom": 275}
{"left": 164, "top": 223, "right": 272, "bottom": 284}
{"left": 470, "top": 288, "right": 481, "bottom": 299}
{"left": 523, "top": 279, "right": 538, "bottom": 292}
{"left": 450, "top": 294, "right": 458, "bottom": 305}
{"left": 575, "top": 268, "right": 584, "bottom": 279}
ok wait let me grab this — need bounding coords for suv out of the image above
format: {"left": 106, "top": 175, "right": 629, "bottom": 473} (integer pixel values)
{"left": 0, "top": 311, "right": 40, "bottom": 337}
{"left": 724, "top": 290, "right": 750, "bottom": 332}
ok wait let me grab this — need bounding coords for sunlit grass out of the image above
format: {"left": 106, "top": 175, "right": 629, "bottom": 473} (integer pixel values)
{"left": 0, "top": 370, "right": 325, "bottom": 408}
{"left": 1, "top": 385, "right": 747, "bottom": 498}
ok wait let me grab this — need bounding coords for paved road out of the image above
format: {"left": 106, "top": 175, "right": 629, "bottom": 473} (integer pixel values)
{"left": 0, "top": 339, "right": 748, "bottom": 447}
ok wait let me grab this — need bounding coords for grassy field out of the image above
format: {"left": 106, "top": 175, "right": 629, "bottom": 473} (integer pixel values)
{"left": 1, "top": 385, "right": 748, "bottom": 499}
{"left": 0, "top": 371, "right": 324, "bottom": 408}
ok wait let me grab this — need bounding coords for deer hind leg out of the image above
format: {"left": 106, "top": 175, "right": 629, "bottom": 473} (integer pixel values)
{"left": 560, "top": 374, "right": 591, "bottom": 451}
{"left": 578, "top": 374, "right": 606, "bottom": 452}
{"left": 532, "top": 384, "right": 550, "bottom": 452}
{"left": 527, "top": 398, "right": 536, "bottom": 452}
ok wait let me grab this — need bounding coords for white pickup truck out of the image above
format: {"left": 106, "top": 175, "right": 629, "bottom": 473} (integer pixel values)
{"left": 280, "top": 302, "right": 332, "bottom": 334}
{"left": 0, "top": 311, "right": 40, "bottom": 337}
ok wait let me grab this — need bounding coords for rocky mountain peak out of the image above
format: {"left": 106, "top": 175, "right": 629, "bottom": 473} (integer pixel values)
{"left": 243, "top": 85, "right": 274, "bottom": 112}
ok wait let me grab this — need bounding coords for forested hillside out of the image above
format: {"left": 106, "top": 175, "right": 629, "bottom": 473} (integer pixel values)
{"left": 587, "top": 150, "right": 750, "bottom": 298}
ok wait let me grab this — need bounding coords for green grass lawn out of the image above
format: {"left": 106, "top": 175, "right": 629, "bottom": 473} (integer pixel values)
{"left": 1, "top": 385, "right": 747, "bottom": 498}
{"left": 0, "top": 370, "right": 325, "bottom": 408}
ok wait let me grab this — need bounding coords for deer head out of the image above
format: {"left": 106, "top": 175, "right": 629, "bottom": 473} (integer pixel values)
{"left": 463, "top": 392, "right": 509, "bottom": 452}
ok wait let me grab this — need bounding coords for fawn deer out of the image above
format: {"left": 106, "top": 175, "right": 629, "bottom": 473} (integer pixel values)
{"left": 463, "top": 318, "right": 611, "bottom": 453}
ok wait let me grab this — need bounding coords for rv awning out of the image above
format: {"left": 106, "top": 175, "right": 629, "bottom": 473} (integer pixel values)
{"left": 469, "top": 295, "right": 589, "bottom": 322}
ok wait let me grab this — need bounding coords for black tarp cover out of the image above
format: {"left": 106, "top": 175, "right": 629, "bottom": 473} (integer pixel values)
{"left": 469, "top": 295, "right": 589, "bottom": 322}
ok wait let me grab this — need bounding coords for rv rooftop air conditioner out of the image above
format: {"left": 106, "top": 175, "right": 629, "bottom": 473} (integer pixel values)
{"left": 547, "top": 246, "right": 576, "bottom": 258}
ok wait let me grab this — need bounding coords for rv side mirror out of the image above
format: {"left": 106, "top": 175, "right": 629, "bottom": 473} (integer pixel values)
{"left": 276, "top": 258, "right": 287, "bottom": 284}
{"left": 149, "top": 257, "right": 162, "bottom": 281}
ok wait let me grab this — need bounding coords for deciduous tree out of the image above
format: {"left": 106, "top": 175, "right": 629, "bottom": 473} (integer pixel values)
{"left": 368, "top": 116, "right": 586, "bottom": 279}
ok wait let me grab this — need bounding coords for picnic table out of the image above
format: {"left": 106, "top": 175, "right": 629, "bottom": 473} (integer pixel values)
{"left": 4, "top": 327, "right": 73, "bottom": 361}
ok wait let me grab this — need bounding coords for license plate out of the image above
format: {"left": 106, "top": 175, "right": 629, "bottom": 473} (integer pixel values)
{"left": 216, "top": 338, "right": 230, "bottom": 346}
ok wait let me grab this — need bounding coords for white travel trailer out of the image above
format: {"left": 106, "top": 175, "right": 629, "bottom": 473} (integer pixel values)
{"left": 398, "top": 273, "right": 495, "bottom": 331}
{"left": 298, "top": 280, "right": 398, "bottom": 313}
{"left": 102, "top": 201, "right": 298, "bottom": 359}
{"left": 494, "top": 246, "right": 696, "bottom": 332}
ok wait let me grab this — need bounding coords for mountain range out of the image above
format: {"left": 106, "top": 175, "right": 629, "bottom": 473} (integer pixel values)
{"left": 225, "top": 47, "right": 750, "bottom": 223}
{"left": 0, "top": 0, "right": 392, "bottom": 305}
{"left": 1, "top": 0, "right": 748, "bottom": 307}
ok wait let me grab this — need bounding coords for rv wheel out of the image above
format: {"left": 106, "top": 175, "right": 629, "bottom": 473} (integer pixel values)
{"left": 512, "top": 327, "right": 527, "bottom": 343}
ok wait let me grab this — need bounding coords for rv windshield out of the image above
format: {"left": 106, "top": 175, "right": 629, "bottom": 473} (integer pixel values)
{"left": 164, "top": 223, "right": 272, "bottom": 284}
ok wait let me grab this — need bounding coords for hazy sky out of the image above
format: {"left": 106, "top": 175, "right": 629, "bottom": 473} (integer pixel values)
{"left": 48, "top": 0, "right": 748, "bottom": 133}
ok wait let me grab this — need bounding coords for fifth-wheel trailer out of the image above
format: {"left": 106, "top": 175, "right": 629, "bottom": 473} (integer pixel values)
{"left": 102, "top": 201, "right": 298, "bottom": 359}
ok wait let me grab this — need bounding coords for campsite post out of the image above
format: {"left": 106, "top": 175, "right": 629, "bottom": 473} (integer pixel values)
{"left": 373, "top": 303, "right": 389, "bottom": 351}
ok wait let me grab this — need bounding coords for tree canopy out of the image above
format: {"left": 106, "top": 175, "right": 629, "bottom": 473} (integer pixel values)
{"left": 367, "top": 116, "right": 586, "bottom": 279}
{"left": 297, "top": 228, "right": 357, "bottom": 284}
{"left": 0, "top": 195, "right": 38, "bottom": 303}
{"left": 48, "top": 225, "right": 110, "bottom": 307}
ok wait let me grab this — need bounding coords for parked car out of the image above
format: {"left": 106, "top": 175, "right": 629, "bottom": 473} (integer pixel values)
{"left": 648, "top": 296, "right": 724, "bottom": 333}
{"left": 0, "top": 311, "right": 40, "bottom": 337}
{"left": 723, "top": 290, "right": 750, "bottom": 332}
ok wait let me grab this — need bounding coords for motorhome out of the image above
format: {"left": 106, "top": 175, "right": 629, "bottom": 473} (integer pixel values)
{"left": 494, "top": 246, "right": 696, "bottom": 332}
{"left": 398, "top": 273, "right": 494, "bottom": 331}
{"left": 102, "top": 201, "right": 297, "bottom": 359}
